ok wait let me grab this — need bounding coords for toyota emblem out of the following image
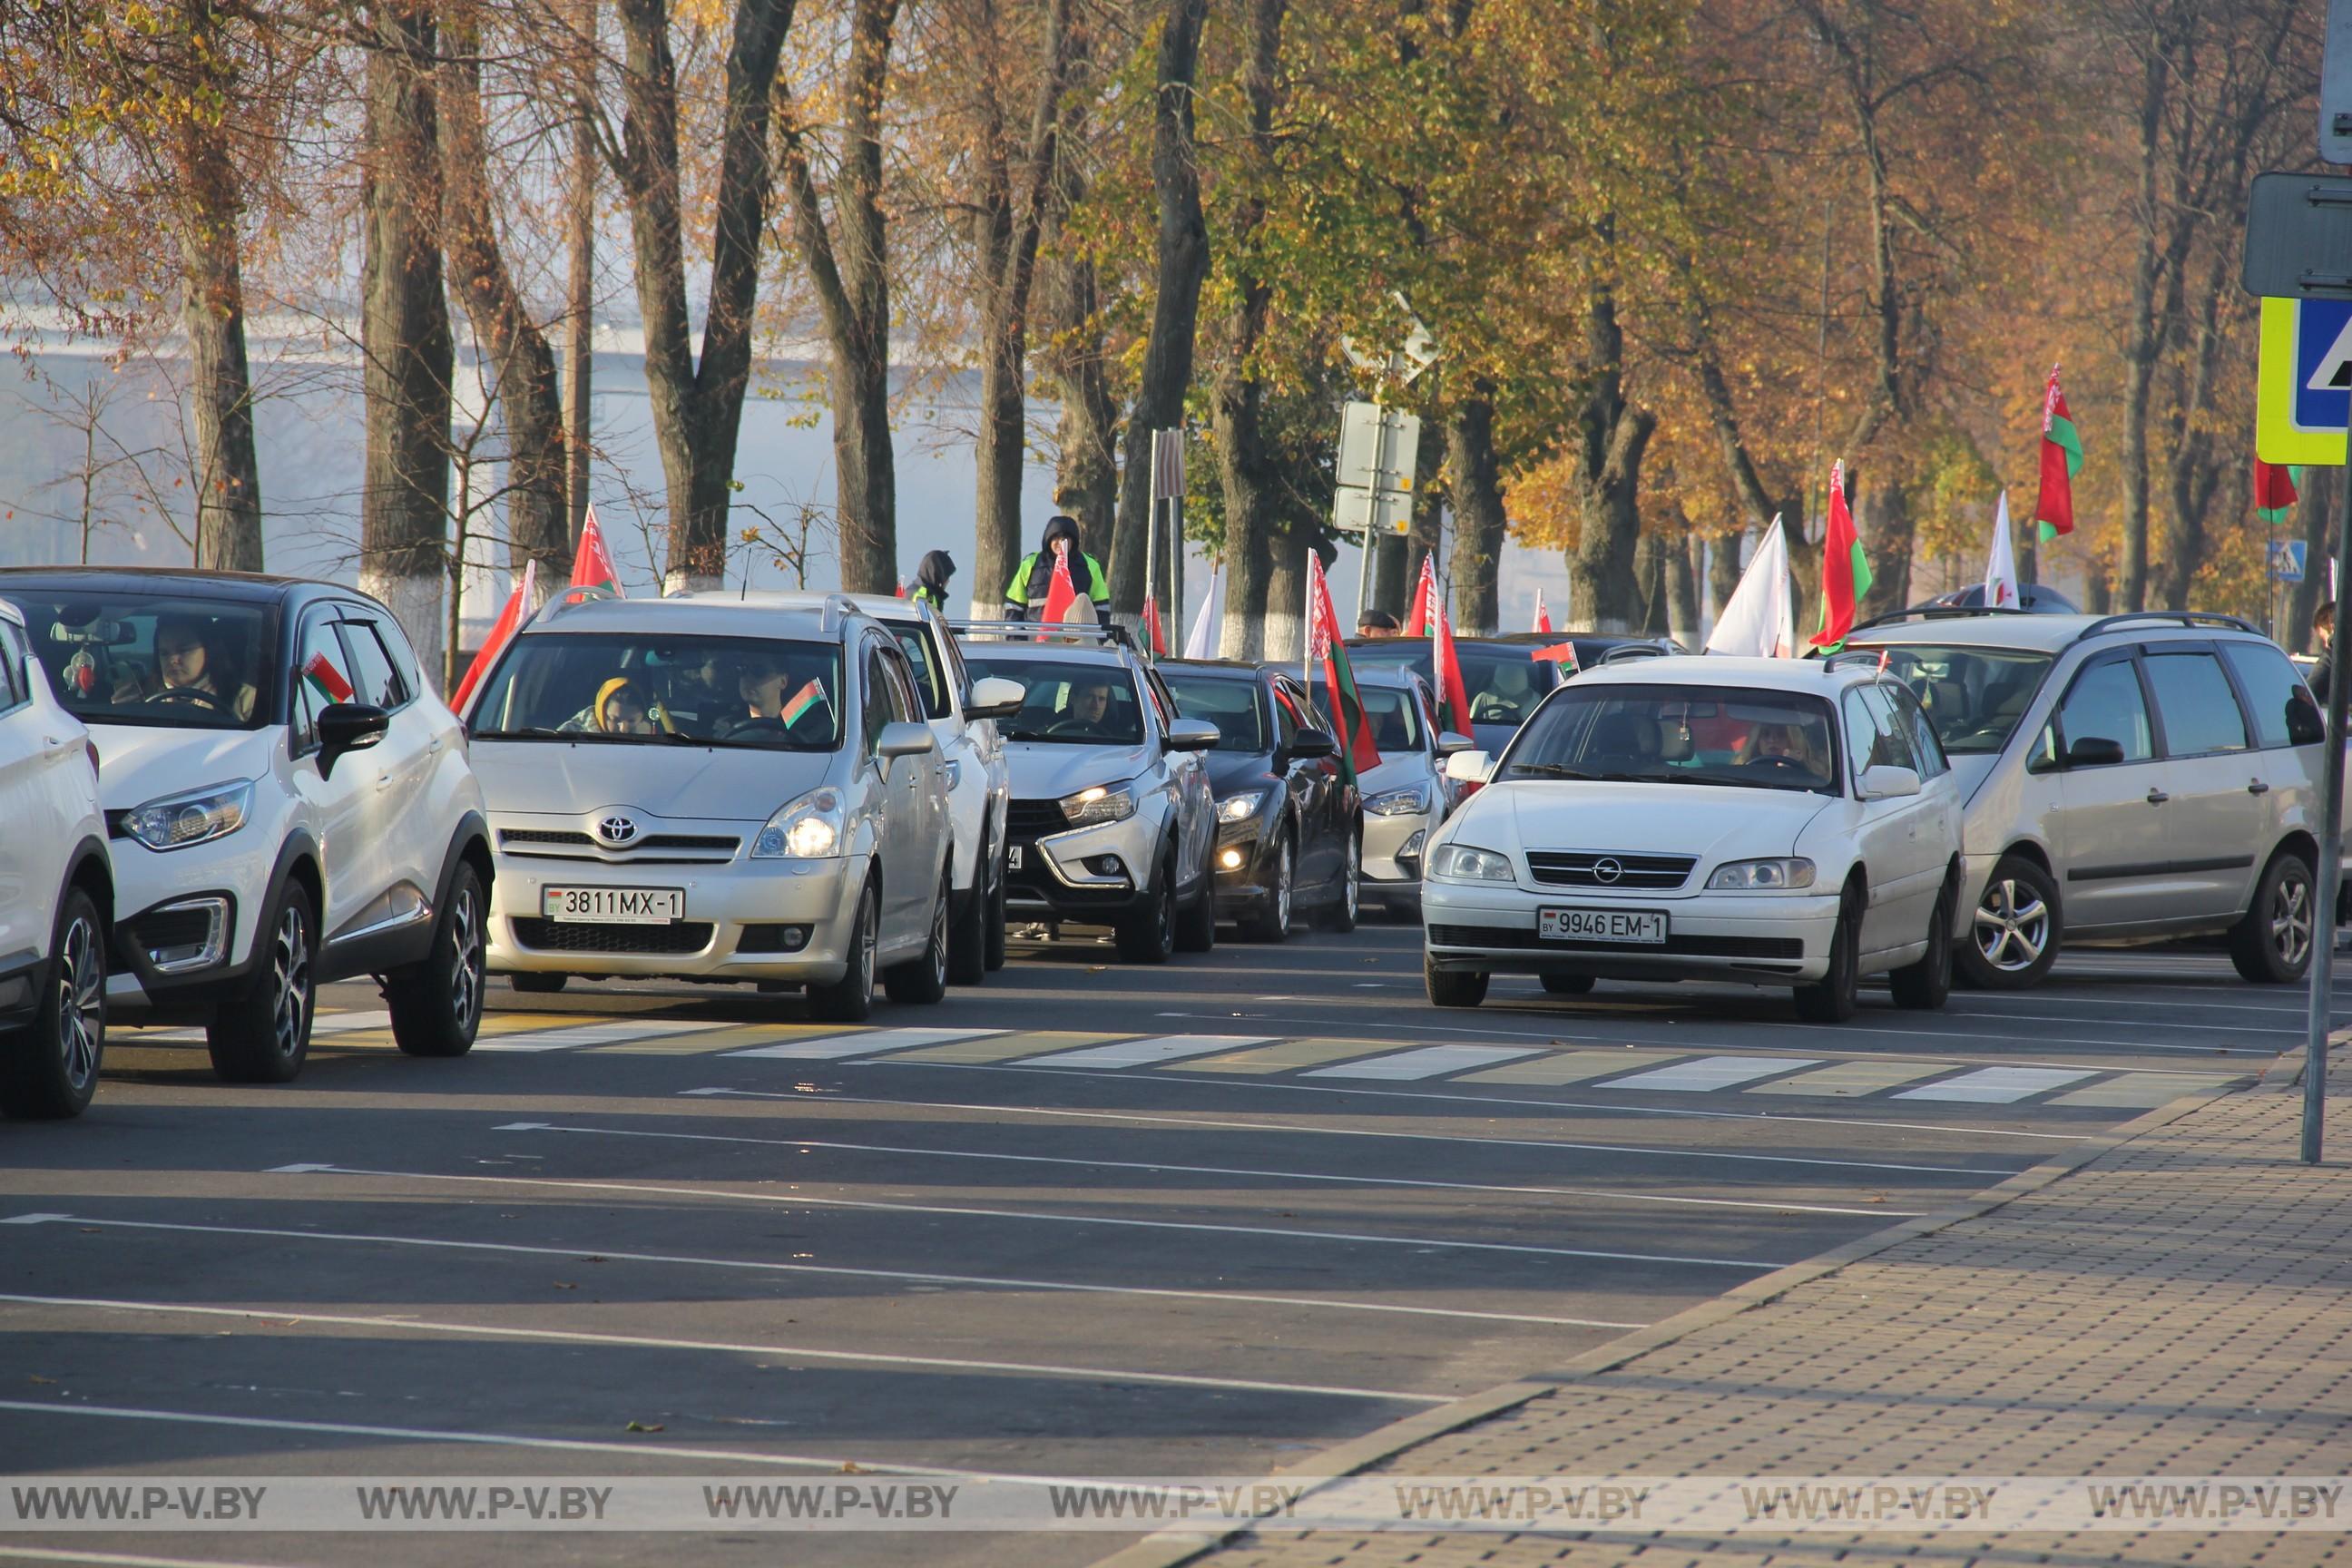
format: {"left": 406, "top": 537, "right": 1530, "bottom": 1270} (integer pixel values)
{"left": 596, "top": 814, "right": 640, "bottom": 846}
{"left": 1592, "top": 857, "right": 1624, "bottom": 884}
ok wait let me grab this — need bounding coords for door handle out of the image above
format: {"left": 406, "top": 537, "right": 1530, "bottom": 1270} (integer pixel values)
{"left": 2248, "top": 779, "right": 2270, "bottom": 795}
{"left": 377, "top": 770, "right": 394, "bottom": 791}
{"left": 2145, "top": 789, "right": 2169, "bottom": 805}
{"left": 428, "top": 738, "right": 444, "bottom": 755}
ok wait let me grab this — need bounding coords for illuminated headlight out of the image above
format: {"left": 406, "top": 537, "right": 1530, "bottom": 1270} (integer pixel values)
{"left": 1060, "top": 783, "right": 1136, "bottom": 827}
{"left": 1428, "top": 842, "right": 1514, "bottom": 881}
{"left": 1364, "top": 784, "right": 1429, "bottom": 817}
{"left": 1216, "top": 789, "right": 1267, "bottom": 824}
{"left": 1706, "top": 857, "right": 1817, "bottom": 891}
{"left": 119, "top": 781, "right": 252, "bottom": 851}
{"left": 752, "top": 786, "right": 846, "bottom": 858}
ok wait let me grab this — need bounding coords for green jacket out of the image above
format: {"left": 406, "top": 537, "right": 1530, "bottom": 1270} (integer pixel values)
{"left": 1004, "top": 550, "right": 1111, "bottom": 621}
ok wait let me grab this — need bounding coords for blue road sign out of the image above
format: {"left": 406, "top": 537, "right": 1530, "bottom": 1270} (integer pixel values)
{"left": 2295, "top": 299, "right": 2352, "bottom": 433}
{"left": 2272, "top": 539, "right": 2310, "bottom": 583}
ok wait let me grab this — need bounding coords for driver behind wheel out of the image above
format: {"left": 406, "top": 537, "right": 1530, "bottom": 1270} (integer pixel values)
{"left": 734, "top": 652, "right": 833, "bottom": 740}
{"left": 1470, "top": 659, "right": 1534, "bottom": 722}
{"left": 1054, "top": 676, "right": 1117, "bottom": 738}
{"left": 113, "top": 613, "right": 257, "bottom": 720}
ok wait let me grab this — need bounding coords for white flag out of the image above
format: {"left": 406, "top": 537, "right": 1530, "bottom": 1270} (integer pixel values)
{"left": 1705, "top": 518, "right": 1796, "bottom": 658}
{"left": 1184, "top": 561, "right": 1224, "bottom": 659}
{"left": 1984, "top": 492, "right": 2020, "bottom": 609}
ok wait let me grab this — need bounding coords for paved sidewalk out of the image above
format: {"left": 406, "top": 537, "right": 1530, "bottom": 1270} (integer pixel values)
{"left": 1116, "top": 1069, "right": 2352, "bottom": 1568}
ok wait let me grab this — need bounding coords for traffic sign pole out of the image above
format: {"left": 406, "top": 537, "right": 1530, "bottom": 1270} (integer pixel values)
{"left": 2305, "top": 469, "right": 2352, "bottom": 1163}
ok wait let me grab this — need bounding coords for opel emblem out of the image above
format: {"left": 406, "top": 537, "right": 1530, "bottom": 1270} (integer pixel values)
{"left": 1592, "top": 856, "right": 1623, "bottom": 884}
{"left": 596, "top": 814, "right": 639, "bottom": 846}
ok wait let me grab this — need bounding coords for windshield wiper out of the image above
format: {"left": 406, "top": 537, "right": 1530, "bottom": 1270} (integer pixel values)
{"left": 471, "top": 726, "right": 569, "bottom": 740}
{"left": 1505, "top": 763, "right": 1596, "bottom": 780}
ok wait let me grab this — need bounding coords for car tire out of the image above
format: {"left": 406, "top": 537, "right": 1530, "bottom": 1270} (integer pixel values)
{"left": 1793, "top": 887, "right": 1861, "bottom": 1024}
{"left": 1889, "top": 881, "right": 1955, "bottom": 1011}
{"left": 886, "top": 869, "right": 953, "bottom": 1004}
{"left": 1315, "top": 832, "right": 1361, "bottom": 933}
{"left": 947, "top": 844, "right": 988, "bottom": 986}
{"left": 1174, "top": 873, "right": 1217, "bottom": 954}
{"left": 208, "top": 879, "right": 316, "bottom": 1084}
{"left": 1540, "top": 973, "right": 1596, "bottom": 996}
{"left": 0, "top": 886, "right": 106, "bottom": 1121}
{"left": 1245, "top": 834, "right": 1293, "bottom": 943}
{"left": 1957, "top": 854, "right": 2060, "bottom": 990}
{"left": 1116, "top": 857, "right": 1177, "bottom": 965}
{"left": 387, "top": 861, "right": 487, "bottom": 1057}
{"left": 807, "top": 878, "right": 878, "bottom": 1023}
{"left": 1425, "top": 952, "right": 1487, "bottom": 1008}
{"left": 2230, "top": 848, "right": 2317, "bottom": 985}
{"left": 509, "top": 973, "right": 567, "bottom": 995}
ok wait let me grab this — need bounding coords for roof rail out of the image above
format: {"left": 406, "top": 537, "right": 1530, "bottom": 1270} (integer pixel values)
{"left": 1818, "top": 648, "right": 1890, "bottom": 676}
{"left": 534, "top": 583, "right": 619, "bottom": 623}
{"left": 948, "top": 617, "right": 1120, "bottom": 644}
{"left": 1597, "top": 642, "right": 1667, "bottom": 665}
{"left": 1846, "top": 605, "right": 2034, "bottom": 634}
{"left": 2073, "top": 611, "right": 2256, "bottom": 641}
{"left": 818, "top": 592, "right": 861, "bottom": 635}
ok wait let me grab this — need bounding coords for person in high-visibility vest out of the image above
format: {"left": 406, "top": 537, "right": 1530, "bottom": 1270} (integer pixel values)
{"left": 1003, "top": 514, "right": 1111, "bottom": 625}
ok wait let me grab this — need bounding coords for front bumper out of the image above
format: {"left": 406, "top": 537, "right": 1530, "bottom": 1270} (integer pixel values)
{"left": 487, "top": 852, "right": 868, "bottom": 985}
{"left": 1363, "top": 808, "right": 1432, "bottom": 903}
{"left": 103, "top": 826, "right": 284, "bottom": 1008}
{"left": 1421, "top": 878, "right": 1843, "bottom": 984}
{"left": 1004, "top": 808, "right": 1161, "bottom": 921}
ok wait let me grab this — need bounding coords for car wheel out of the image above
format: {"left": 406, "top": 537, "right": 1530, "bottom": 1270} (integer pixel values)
{"left": 886, "top": 868, "right": 953, "bottom": 1004}
{"left": 1174, "top": 869, "right": 1217, "bottom": 954}
{"left": 1793, "top": 887, "right": 1861, "bottom": 1024}
{"left": 509, "top": 973, "right": 567, "bottom": 995}
{"left": 1315, "top": 832, "right": 1361, "bottom": 933}
{"left": 1540, "top": 973, "right": 1595, "bottom": 996}
{"left": 947, "top": 844, "right": 988, "bottom": 986}
{"left": 983, "top": 843, "right": 1008, "bottom": 972}
{"left": 1116, "top": 857, "right": 1177, "bottom": 965}
{"left": 807, "top": 878, "right": 878, "bottom": 1023}
{"left": 388, "top": 862, "right": 487, "bottom": 1057}
{"left": 2230, "top": 848, "right": 2317, "bottom": 985}
{"left": 1889, "top": 881, "right": 1954, "bottom": 1011}
{"left": 1, "top": 886, "right": 106, "bottom": 1120}
{"left": 1245, "top": 835, "right": 1293, "bottom": 943}
{"left": 208, "top": 880, "right": 316, "bottom": 1083}
{"left": 1957, "top": 855, "right": 2059, "bottom": 990}
{"left": 1425, "top": 951, "right": 1488, "bottom": 1008}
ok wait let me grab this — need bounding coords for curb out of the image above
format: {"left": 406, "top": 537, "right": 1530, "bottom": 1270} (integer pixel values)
{"left": 2260, "top": 1036, "right": 2348, "bottom": 1092}
{"left": 1086, "top": 1080, "right": 2247, "bottom": 1568}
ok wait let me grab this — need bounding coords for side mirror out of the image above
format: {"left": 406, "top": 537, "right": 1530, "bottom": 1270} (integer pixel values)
{"left": 963, "top": 675, "right": 1024, "bottom": 722}
{"left": 316, "top": 702, "right": 390, "bottom": 779}
{"left": 1164, "top": 717, "right": 1220, "bottom": 752}
{"left": 1858, "top": 763, "right": 1922, "bottom": 800}
{"left": 2066, "top": 735, "right": 2126, "bottom": 769}
{"left": 1445, "top": 749, "right": 1493, "bottom": 785}
{"left": 877, "top": 720, "right": 937, "bottom": 760}
{"left": 1285, "top": 727, "right": 1338, "bottom": 761}
{"left": 1434, "top": 730, "right": 1474, "bottom": 758}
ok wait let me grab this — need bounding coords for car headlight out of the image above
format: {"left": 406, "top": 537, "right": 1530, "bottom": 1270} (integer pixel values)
{"left": 752, "top": 786, "right": 846, "bottom": 858}
{"left": 1216, "top": 789, "right": 1267, "bottom": 823}
{"left": 1429, "top": 841, "right": 1514, "bottom": 881}
{"left": 1706, "top": 857, "right": 1817, "bottom": 891}
{"left": 1061, "top": 783, "right": 1136, "bottom": 827}
{"left": 119, "top": 780, "right": 252, "bottom": 851}
{"left": 1365, "top": 784, "right": 1429, "bottom": 817}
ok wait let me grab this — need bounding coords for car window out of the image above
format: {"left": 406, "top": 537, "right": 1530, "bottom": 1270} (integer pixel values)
{"left": 1867, "top": 645, "right": 2053, "bottom": 755}
{"left": 888, "top": 624, "right": 951, "bottom": 720}
{"left": 2220, "top": 642, "right": 2323, "bottom": 749}
{"left": 336, "top": 618, "right": 408, "bottom": 710}
{"left": 1857, "top": 685, "right": 1923, "bottom": 777}
{"left": 1884, "top": 682, "right": 1949, "bottom": 779}
{"left": 1144, "top": 668, "right": 1176, "bottom": 729}
{"left": 467, "top": 632, "right": 845, "bottom": 750}
{"left": 2049, "top": 658, "right": 2154, "bottom": 766}
{"left": 1271, "top": 683, "right": 1304, "bottom": 747}
{"left": 2142, "top": 651, "right": 2249, "bottom": 757}
{"left": 1, "top": 592, "right": 272, "bottom": 730}
{"left": 957, "top": 651, "right": 1145, "bottom": 746}
{"left": 0, "top": 622, "right": 24, "bottom": 710}
{"left": 1161, "top": 673, "right": 1266, "bottom": 752}
{"left": 291, "top": 612, "right": 351, "bottom": 754}
{"left": 862, "top": 644, "right": 898, "bottom": 755}
{"left": 367, "top": 612, "right": 427, "bottom": 706}
{"left": 882, "top": 645, "right": 923, "bottom": 727}
{"left": 1361, "top": 684, "right": 1423, "bottom": 752}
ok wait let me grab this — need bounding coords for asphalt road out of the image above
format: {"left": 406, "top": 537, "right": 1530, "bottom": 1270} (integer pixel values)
{"left": 0, "top": 919, "right": 2323, "bottom": 1568}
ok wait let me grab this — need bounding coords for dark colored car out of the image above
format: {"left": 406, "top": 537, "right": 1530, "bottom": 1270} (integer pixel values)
{"left": 1348, "top": 632, "right": 1679, "bottom": 755}
{"left": 1158, "top": 660, "right": 1362, "bottom": 941}
{"left": 1916, "top": 583, "right": 2081, "bottom": 613}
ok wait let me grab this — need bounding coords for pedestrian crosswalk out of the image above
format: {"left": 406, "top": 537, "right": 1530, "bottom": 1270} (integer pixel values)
{"left": 110, "top": 1010, "right": 2246, "bottom": 1110}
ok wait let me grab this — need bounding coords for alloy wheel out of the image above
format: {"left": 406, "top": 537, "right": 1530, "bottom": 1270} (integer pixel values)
{"left": 54, "top": 913, "right": 103, "bottom": 1094}
{"left": 1342, "top": 837, "right": 1360, "bottom": 923}
{"left": 1272, "top": 841, "right": 1292, "bottom": 933}
{"left": 446, "top": 887, "right": 485, "bottom": 1035}
{"left": 929, "top": 884, "right": 949, "bottom": 987}
{"left": 270, "top": 905, "right": 311, "bottom": 1059}
{"left": 2271, "top": 870, "right": 2314, "bottom": 970}
{"left": 1974, "top": 877, "right": 2048, "bottom": 974}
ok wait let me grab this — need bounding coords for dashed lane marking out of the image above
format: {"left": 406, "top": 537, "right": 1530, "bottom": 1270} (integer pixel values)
{"left": 1161, "top": 1037, "right": 1405, "bottom": 1073}
{"left": 1014, "top": 1034, "right": 1272, "bottom": 1068}
{"left": 1303, "top": 1044, "right": 1545, "bottom": 1080}
{"left": 1600, "top": 1054, "right": 1824, "bottom": 1093}
{"left": 728, "top": 1026, "right": 1004, "bottom": 1059}
{"left": 587, "top": 1024, "right": 838, "bottom": 1054}
{"left": 1894, "top": 1065, "right": 2101, "bottom": 1103}
{"left": 1457, "top": 1049, "right": 1683, "bottom": 1085}
{"left": 474, "top": 1019, "right": 737, "bottom": 1052}
{"left": 888, "top": 1031, "right": 1124, "bottom": 1063}
{"left": 1743, "top": 1060, "right": 1954, "bottom": 1097}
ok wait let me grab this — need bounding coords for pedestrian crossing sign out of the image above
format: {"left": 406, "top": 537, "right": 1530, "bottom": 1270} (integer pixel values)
{"left": 2258, "top": 295, "right": 2352, "bottom": 465}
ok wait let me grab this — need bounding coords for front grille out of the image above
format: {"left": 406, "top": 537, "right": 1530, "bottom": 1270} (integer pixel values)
{"left": 1524, "top": 851, "right": 1695, "bottom": 890}
{"left": 498, "top": 828, "right": 739, "bottom": 861}
{"left": 509, "top": 918, "right": 714, "bottom": 955}
{"left": 501, "top": 828, "right": 592, "bottom": 848}
{"left": 1006, "top": 799, "right": 1069, "bottom": 839}
{"left": 1426, "top": 923, "right": 1801, "bottom": 960}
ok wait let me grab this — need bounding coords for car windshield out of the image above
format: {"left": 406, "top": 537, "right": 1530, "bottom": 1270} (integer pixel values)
{"left": 960, "top": 651, "right": 1145, "bottom": 745}
{"left": 1348, "top": 640, "right": 1559, "bottom": 726}
{"left": 1499, "top": 686, "right": 1843, "bottom": 795}
{"left": 468, "top": 632, "right": 845, "bottom": 750}
{"left": 1865, "top": 645, "right": 2054, "bottom": 754}
{"left": 1360, "top": 684, "right": 1424, "bottom": 751}
{"left": 1161, "top": 673, "right": 1266, "bottom": 752}
{"left": 1, "top": 592, "right": 273, "bottom": 730}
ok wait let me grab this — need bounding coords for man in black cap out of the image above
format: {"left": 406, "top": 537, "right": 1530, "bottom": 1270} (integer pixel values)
{"left": 1003, "top": 514, "right": 1111, "bottom": 625}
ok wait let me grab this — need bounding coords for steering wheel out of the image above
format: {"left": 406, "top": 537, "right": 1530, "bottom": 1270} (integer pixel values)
{"left": 1746, "top": 753, "right": 1807, "bottom": 775}
{"left": 143, "top": 687, "right": 222, "bottom": 711}
{"left": 1044, "top": 718, "right": 1102, "bottom": 739}
{"left": 727, "top": 716, "right": 789, "bottom": 735}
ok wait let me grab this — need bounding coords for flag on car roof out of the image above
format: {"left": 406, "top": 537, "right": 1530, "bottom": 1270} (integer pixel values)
{"left": 1533, "top": 589, "right": 1553, "bottom": 634}
{"left": 1405, "top": 552, "right": 1438, "bottom": 637}
{"left": 2033, "top": 364, "right": 2081, "bottom": 542}
{"left": 449, "top": 558, "right": 537, "bottom": 714}
{"left": 2254, "top": 458, "right": 2300, "bottom": 525}
{"left": 1183, "top": 561, "right": 1223, "bottom": 659}
{"left": 1305, "top": 554, "right": 1380, "bottom": 783}
{"left": 1432, "top": 603, "right": 1474, "bottom": 736}
{"left": 1984, "top": 492, "right": 2020, "bottom": 610}
{"left": 1531, "top": 640, "right": 1580, "bottom": 668}
{"left": 572, "top": 504, "right": 623, "bottom": 595}
{"left": 1040, "top": 540, "right": 1081, "bottom": 623}
{"left": 1139, "top": 593, "right": 1168, "bottom": 654}
{"left": 1809, "top": 461, "right": 1872, "bottom": 651}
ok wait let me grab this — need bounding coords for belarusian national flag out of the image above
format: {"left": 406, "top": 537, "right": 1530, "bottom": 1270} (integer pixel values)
{"left": 573, "top": 504, "right": 624, "bottom": 595}
{"left": 302, "top": 651, "right": 355, "bottom": 707}
{"left": 1305, "top": 554, "right": 1380, "bottom": 783}
{"left": 1040, "top": 541, "right": 1080, "bottom": 623}
{"left": 1140, "top": 593, "right": 1167, "bottom": 654}
{"left": 2255, "top": 458, "right": 2300, "bottom": 525}
{"left": 1531, "top": 640, "right": 1579, "bottom": 669}
{"left": 1433, "top": 603, "right": 1474, "bottom": 736}
{"left": 1404, "top": 553, "right": 1437, "bottom": 637}
{"left": 450, "top": 558, "right": 538, "bottom": 714}
{"left": 1809, "top": 460, "right": 1872, "bottom": 651}
{"left": 2034, "top": 365, "right": 2082, "bottom": 542}
{"left": 780, "top": 679, "right": 826, "bottom": 726}
{"left": 1533, "top": 589, "right": 1552, "bottom": 634}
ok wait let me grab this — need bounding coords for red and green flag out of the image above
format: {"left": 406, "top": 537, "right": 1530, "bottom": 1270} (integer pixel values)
{"left": 302, "top": 651, "right": 354, "bottom": 707}
{"left": 1404, "top": 553, "right": 1437, "bottom": 638}
{"left": 1809, "top": 459, "right": 1872, "bottom": 651}
{"left": 2034, "top": 365, "right": 2082, "bottom": 542}
{"left": 1431, "top": 603, "right": 1475, "bottom": 737}
{"left": 572, "top": 504, "right": 623, "bottom": 595}
{"left": 1305, "top": 553, "right": 1381, "bottom": 784}
{"left": 2254, "top": 458, "right": 2301, "bottom": 525}
{"left": 780, "top": 679, "right": 826, "bottom": 726}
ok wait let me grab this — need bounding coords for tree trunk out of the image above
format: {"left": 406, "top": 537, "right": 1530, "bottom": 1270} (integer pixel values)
{"left": 1210, "top": 0, "right": 1286, "bottom": 661}
{"left": 2118, "top": 29, "right": 2175, "bottom": 615}
{"left": 1264, "top": 536, "right": 1308, "bottom": 667}
{"left": 1107, "top": 0, "right": 1211, "bottom": 619}
{"left": 1850, "top": 467, "right": 1911, "bottom": 622}
{"left": 1446, "top": 395, "right": 1505, "bottom": 633}
{"left": 174, "top": 0, "right": 262, "bottom": 573}
{"left": 1670, "top": 534, "right": 1700, "bottom": 644}
{"left": 2291, "top": 466, "right": 2334, "bottom": 654}
{"left": 359, "top": 0, "right": 453, "bottom": 679}
{"left": 609, "top": 0, "right": 797, "bottom": 591}
{"left": 1563, "top": 260, "right": 1654, "bottom": 633}
{"left": 1707, "top": 529, "right": 1743, "bottom": 621}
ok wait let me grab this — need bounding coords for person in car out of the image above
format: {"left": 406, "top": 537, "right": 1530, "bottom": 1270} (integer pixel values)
{"left": 1471, "top": 659, "right": 1537, "bottom": 724}
{"left": 1750, "top": 720, "right": 1824, "bottom": 773}
{"left": 104, "top": 614, "right": 257, "bottom": 720}
{"left": 1054, "top": 676, "right": 1118, "bottom": 738}
{"left": 594, "top": 678, "right": 662, "bottom": 735}
{"left": 730, "top": 653, "right": 834, "bottom": 741}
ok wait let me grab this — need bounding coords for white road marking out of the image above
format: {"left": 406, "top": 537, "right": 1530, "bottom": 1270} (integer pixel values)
{"left": 0, "top": 1548, "right": 311, "bottom": 1568}
{"left": 1894, "top": 1066, "right": 2101, "bottom": 1103}
{"left": 1014, "top": 1034, "right": 1274, "bottom": 1068}
{"left": 7, "top": 1213, "right": 1635, "bottom": 1328}
{"left": 1303, "top": 1044, "right": 1546, "bottom": 1081}
{"left": 727, "top": 1026, "right": 1004, "bottom": 1060}
{"left": 1602, "top": 1055, "right": 1822, "bottom": 1093}
{"left": 493, "top": 1121, "right": 1923, "bottom": 1217}
{"left": 0, "top": 1293, "right": 1441, "bottom": 1405}
{"left": 473, "top": 1020, "right": 733, "bottom": 1052}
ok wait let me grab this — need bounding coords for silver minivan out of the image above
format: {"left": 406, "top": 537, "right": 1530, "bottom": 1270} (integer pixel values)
{"left": 1844, "top": 611, "right": 2331, "bottom": 988}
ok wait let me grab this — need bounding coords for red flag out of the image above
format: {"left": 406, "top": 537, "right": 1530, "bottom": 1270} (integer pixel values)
{"left": 1533, "top": 589, "right": 1553, "bottom": 634}
{"left": 895, "top": 579, "right": 910, "bottom": 598}
{"left": 1530, "top": 640, "right": 1579, "bottom": 668}
{"left": 573, "top": 505, "right": 623, "bottom": 595}
{"left": 1433, "top": 605, "right": 1474, "bottom": 736}
{"left": 2033, "top": 365, "right": 2082, "bottom": 542}
{"left": 1040, "top": 541, "right": 1080, "bottom": 622}
{"left": 1139, "top": 594, "right": 1168, "bottom": 654}
{"left": 2254, "top": 459, "right": 2300, "bottom": 523}
{"left": 451, "top": 560, "right": 538, "bottom": 714}
{"left": 1808, "top": 460, "right": 1873, "bottom": 650}
{"left": 1404, "top": 554, "right": 1437, "bottom": 637}
{"left": 1305, "top": 554, "right": 1381, "bottom": 780}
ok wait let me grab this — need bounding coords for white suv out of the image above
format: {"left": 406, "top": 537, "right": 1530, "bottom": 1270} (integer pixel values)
{"left": 0, "top": 599, "right": 112, "bottom": 1119}
{"left": 0, "top": 570, "right": 496, "bottom": 1082}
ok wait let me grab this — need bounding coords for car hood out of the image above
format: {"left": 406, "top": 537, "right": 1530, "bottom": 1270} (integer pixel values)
{"left": 470, "top": 738, "right": 835, "bottom": 823}
{"left": 93, "top": 724, "right": 277, "bottom": 810}
{"left": 1004, "top": 740, "right": 1157, "bottom": 801}
{"left": 1456, "top": 779, "right": 1834, "bottom": 861}
{"left": 1204, "top": 750, "right": 1277, "bottom": 797}
{"left": 1359, "top": 752, "right": 1433, "bottom": 795}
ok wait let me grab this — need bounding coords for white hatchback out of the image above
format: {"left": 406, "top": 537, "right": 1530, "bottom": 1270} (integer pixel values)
{"left": 1424, "top": 655, "right": 1965, "bottom": 1022}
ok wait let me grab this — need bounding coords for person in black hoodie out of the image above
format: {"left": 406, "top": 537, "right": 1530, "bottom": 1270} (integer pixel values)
{"left": 911, "top": 549, "right": 956, "bottom": 613}
{"left": 1003, "top": 514, "right": 1111, "bottom": 625}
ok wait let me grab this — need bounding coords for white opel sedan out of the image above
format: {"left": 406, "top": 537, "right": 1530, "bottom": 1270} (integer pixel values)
{"left": 1423, "top": 656, "right": 1965, "bottom": 1022}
